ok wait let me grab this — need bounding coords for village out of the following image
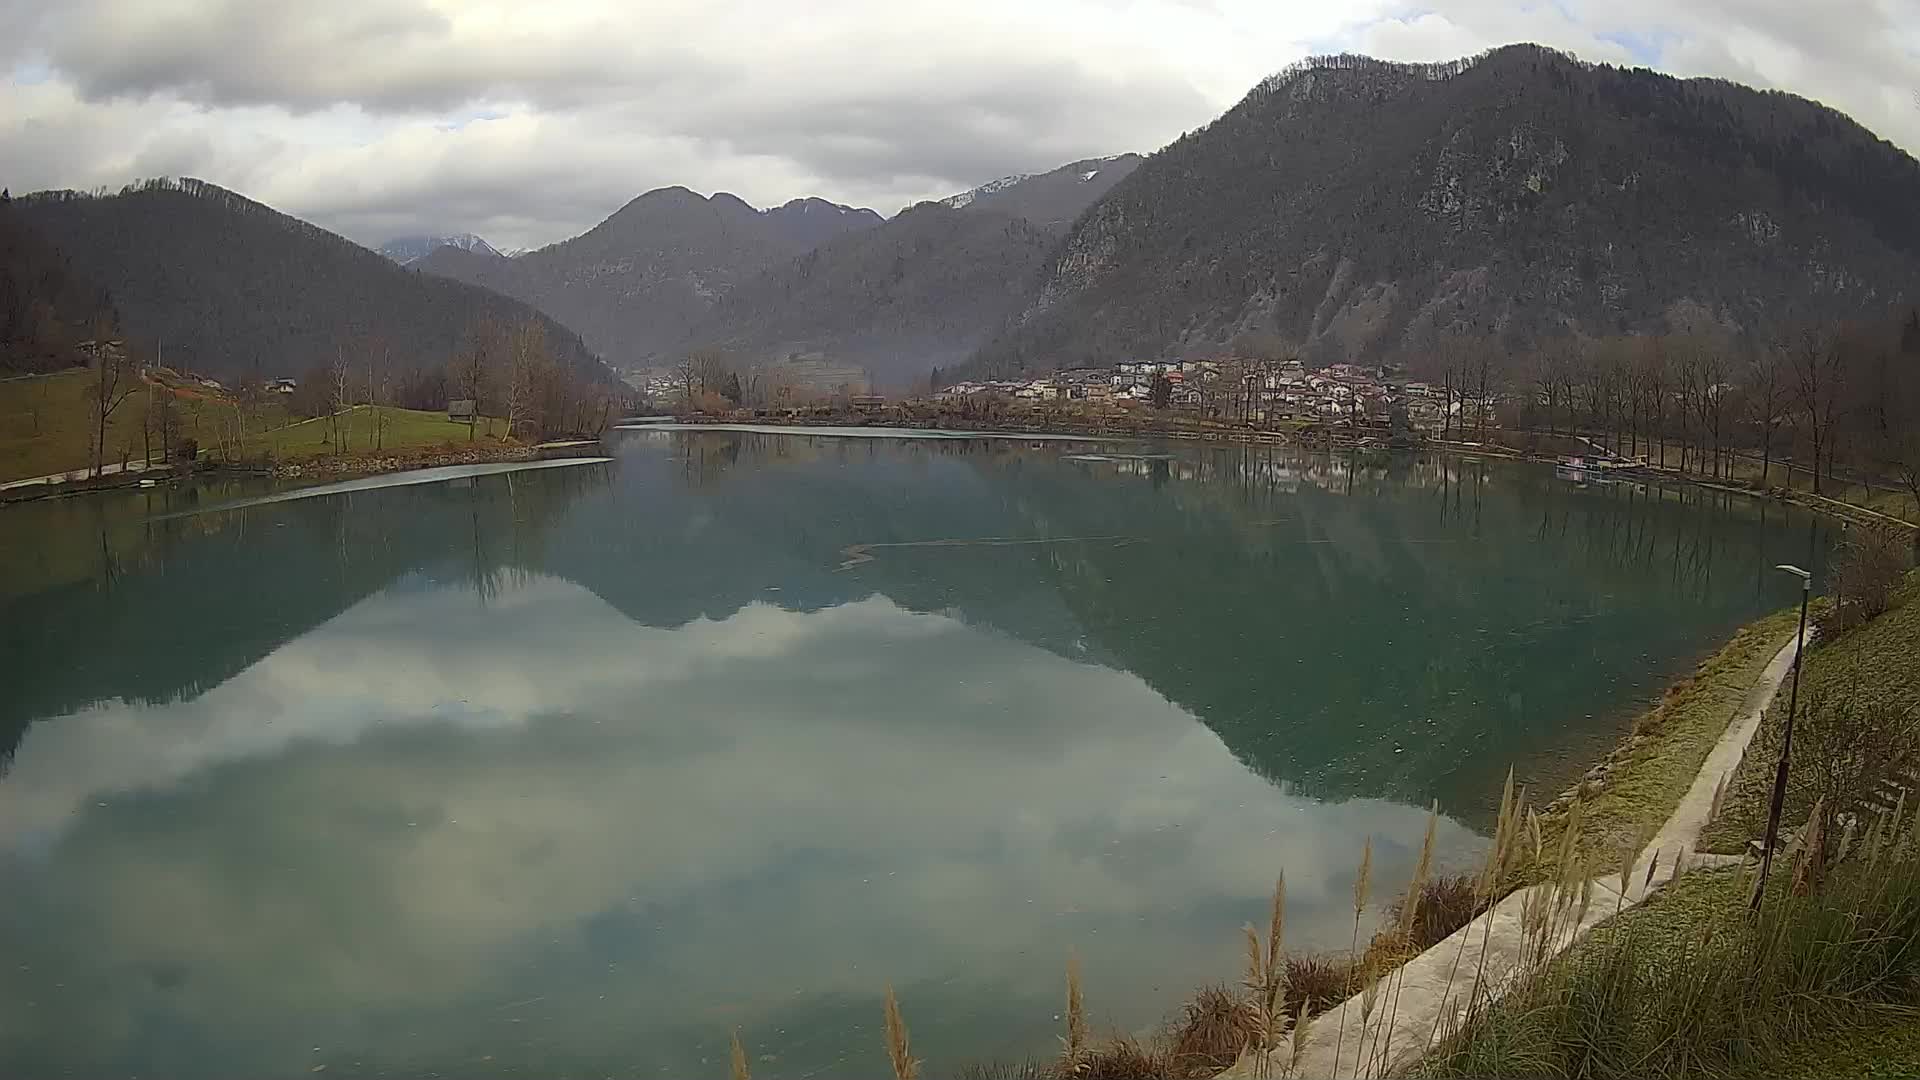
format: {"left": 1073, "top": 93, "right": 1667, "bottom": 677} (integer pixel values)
{"left": 632, "top": 351, "right": 1517, "bottom": 442}
{"left": 934, "top": 357, "right": 1464, "bottom": 431}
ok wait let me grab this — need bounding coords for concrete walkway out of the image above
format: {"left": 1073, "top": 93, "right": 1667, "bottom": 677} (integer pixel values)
{"left": 1224, "top": 628, "right": 1806, "bottom": 1079}
{"left": 0, "top": 458, "right": 170, "bottom": 491}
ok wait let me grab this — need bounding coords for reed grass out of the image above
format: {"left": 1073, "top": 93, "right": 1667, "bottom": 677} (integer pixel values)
{"left": 1065, "top": 953, "right": 1087, "bottom": 1062}
{"left": 1331, "top": 835, "right": 1373, "bottom": 1074}
{"left": 884, "top": 984, "right": 920, "bottom": 1080}
{"left": 730, "top": 1028, "right": 750, "bottom": 1080}
{"left": 1369, "top": 803, "right": 1440, "bottom": 1076}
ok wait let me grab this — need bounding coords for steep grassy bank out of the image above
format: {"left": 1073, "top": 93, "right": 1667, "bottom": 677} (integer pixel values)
{"left": 1526, "top": 608, "right": 1801, "bottom": 875}
{"left": 1701, "top": 571, "right": 1920, "bottom": 854}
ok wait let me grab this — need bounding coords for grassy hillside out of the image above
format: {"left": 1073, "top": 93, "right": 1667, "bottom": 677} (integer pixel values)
{"left": 1701, "top": 570, "right": 1920, "bottom": 852}
{"left": 1, "top": 369, "right": 507, "bottom": 483}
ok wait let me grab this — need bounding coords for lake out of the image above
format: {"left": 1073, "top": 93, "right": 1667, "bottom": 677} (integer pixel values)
{"left": 0, "top": 429, "right": 1829, "bottom": 1079}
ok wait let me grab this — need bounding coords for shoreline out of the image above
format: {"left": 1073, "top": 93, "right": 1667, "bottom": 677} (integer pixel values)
{"left": 0, "top": 439, "right": 603, "bottom": 507}
{"left": 1224, "top": 621, "right": 1808, "bottom": 1078}
{"left": 654, "top": 412, "right": 1916, "bottom": 531}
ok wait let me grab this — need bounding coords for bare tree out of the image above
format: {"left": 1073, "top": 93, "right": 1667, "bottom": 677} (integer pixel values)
{"left": 1643, "top": 339, "right": 1671, "bottom": 466}
{"left": 1467, "top": 340, "right": 1501, "bottom": 440}
{"left": 1745, "top": 346, "right": 1789, "bottom": 488}
{"left": 1789, "top": 326, "right": 1849, "bottom": 495}
{"left": 365, "top": 336, "right": 392, "bottom": 452}
{"left": 85, "top": 325, "right": 138, "bottom": 478}
{"left": 327, "top": 347, "right": 354, "bottom": 453}
{"left": 451, "top": 318, "right": 502, "bottom": 440}
{"left": 1673, "top": 338, "right": 1704, "bottom": 473}
{"left": 504, "top": 319, "right": 550, "bottom": 440}
{"left": 143, "top": 383, "right": 178, "bottom": 465}
{"left": 1689, "top": 339, "right": 1731, "bottom": 480}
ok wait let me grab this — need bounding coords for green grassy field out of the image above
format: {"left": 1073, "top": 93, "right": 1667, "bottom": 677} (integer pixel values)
{"left": 0, "top": 369, "right": 176, "bottom": 482}
{"left": 1, "top": 368, "right": 506, "bottom": 483}
{"left": 230, "top": 404, "right": 500, "bottom": 461}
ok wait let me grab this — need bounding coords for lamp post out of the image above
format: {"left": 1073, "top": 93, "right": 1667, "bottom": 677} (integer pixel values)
{"left": 1752, "top": 563, "right": 1813, "bottom": 914}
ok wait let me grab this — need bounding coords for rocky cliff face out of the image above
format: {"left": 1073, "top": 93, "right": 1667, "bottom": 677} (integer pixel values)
{"left": 964, "top": 45, "right": 1920, "bottom": 376}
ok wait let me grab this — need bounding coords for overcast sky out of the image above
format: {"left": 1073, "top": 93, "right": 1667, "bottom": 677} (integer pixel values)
{"left": 2, "top": 1, "right": 1916, "bottom": 251}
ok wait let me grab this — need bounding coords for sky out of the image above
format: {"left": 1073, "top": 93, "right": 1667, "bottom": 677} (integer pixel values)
{"left": 2, "top": 0, "right": 1917, "bottom": 252}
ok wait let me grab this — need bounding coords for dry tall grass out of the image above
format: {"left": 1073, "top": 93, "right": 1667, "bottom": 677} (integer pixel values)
{"left": 1331, "top": 835, "right": 1374, "bottom": 1073}
{"left": 1065, "top": 954, "right": 1087, "bottom": 1063}
{"left": 1067, "top": 1035, "right": 1164, "bottom": 1079}
{"left": 1281, "top": 954, "right": 1352, "bottom": 1017}
{"left": 1424, "top": 795, "right": 1920, "bottom": 1079}
{"left": 1391, "top": 875, "right": 1480, "bottom": 952}
{"left": 1166, "top": 985, "right": 1259, "bottom": 1077}
{"left": 884, "top": 984, "right": 919, "bottom": 1080}
{"left": 729, "top": 1028, "right": 750, "bottom": 1080}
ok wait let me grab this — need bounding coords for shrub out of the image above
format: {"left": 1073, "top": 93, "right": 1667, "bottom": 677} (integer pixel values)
{"left": 1067, "top": 1036, "right": 1165, "bottom": 1080}
{"left": 1282, "top": 953, "right": 1354, "bottom": 1018}
{"left": 1165, "top": 985, "right": 1258, "bottom": 1077}
{"left": 1398, "top": 874, "right": 1483, "bottom": 952}
{"left": 951, "top": 1064, "right": 1051, "bottom": 1080}
{"left": 1817, "top": 525, "right": 1911, "bottom": 639}
{"left": 1797, "top": 675, "right": 1920, "bottom": 844}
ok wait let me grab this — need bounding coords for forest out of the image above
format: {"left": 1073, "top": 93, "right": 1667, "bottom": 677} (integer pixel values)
{"left": 9, "top": 179, "right": 609, "bottom": 385}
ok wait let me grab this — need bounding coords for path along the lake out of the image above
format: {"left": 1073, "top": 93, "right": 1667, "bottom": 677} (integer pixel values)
{"left": 1224, "top": 628, "right": 1807, "bottom": 1079}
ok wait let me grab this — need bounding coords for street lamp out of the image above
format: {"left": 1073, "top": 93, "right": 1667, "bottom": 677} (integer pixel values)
{"left": 1751, "top": 563, "right": 1813, "bottom": 914}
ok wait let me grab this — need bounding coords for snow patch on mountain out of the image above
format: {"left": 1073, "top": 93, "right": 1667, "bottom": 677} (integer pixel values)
{"left": 942, "top": 173, "right": 1033, "bottom": 211}
{"left": 378, "top": 233, "right": 504, "bottom": 264}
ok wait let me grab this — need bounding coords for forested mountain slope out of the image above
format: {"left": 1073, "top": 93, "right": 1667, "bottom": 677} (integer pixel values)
{"left": 671, "top": 159, "right": 1141, "bottom": 386}
{"left": 963, "top": 45, "right": 1920, "bottom": 377}
{"left": 12, "top": 180, "right": 605, "bottom": 381}
{"left": 418, "top": 189, "right": 882, "bottom": 369}
{"left": 678, "top": 204, "right": 1062, "bottom": 387}
{"left": 0, "top": 199, "right": 118, "bottom": 373}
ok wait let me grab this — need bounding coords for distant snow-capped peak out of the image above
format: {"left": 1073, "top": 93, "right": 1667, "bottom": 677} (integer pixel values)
{"left": 941, "top": 173, "right": 1033, "bottom": 211}
{"left": 377, "top": 233, "right": 504, "bottom": 265}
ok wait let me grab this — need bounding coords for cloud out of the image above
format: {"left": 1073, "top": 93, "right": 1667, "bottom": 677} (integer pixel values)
{"left": 0, "top": 0, "right": 1378, "bottom": 247}
{"left": 0, "top": 0, "right": 1914, "bottom": 252}
{"left": 1345, "top": 1, "right": 1920, "bottom": 164}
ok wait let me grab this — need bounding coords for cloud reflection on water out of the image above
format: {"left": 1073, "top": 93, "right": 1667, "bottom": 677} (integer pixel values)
{"left": 0, "top": 574, "right": 1476, "bottom": 1078}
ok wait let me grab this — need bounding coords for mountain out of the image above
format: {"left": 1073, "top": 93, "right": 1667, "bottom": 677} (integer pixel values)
{"left": 378, "top": 233, "right": 504, "bottom": 265}
{"left": 417, "top": 189, "right": 882, "bottom": 369}
{"left": 939, "top": 154, "right": 1144, "bottom": 228}
{"left": 11, "top": 179, "right": 607, "bottom": 382}
{"left": 665, "top": 157, "right": 1142, "bottom": 386}
{"left": 963, "top": 45, "right": 1920, "bottom": 378}
{"left": 681, "top": 203, "right": 1060, "bottom": 387}
{"left": 0, "top": 199, "right": 118, "bottom": 374}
